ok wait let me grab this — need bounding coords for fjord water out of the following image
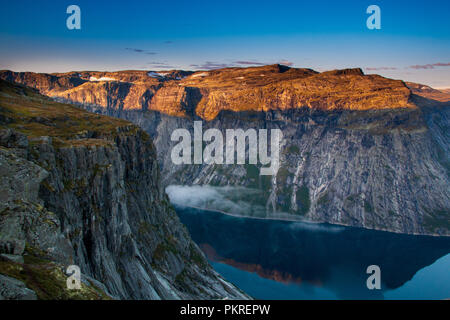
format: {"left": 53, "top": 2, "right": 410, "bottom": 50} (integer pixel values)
{"left": 176, "top": 206, "right": 450, "bottom": 300}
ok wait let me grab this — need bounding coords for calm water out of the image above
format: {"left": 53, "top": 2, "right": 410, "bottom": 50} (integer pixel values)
{"left": 176, "top": 205, "right": 450, "bottom": 300}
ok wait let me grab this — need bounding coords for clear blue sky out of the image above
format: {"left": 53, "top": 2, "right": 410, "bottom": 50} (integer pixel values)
{"left": 1, "top": 0, "right": 449, "bottom": 87}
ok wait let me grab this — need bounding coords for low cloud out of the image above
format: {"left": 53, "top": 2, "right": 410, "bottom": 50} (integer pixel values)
{"left": 190, "top": 59, "right": 294, "bottom": 70}
{"left": 151, "top": 65, "right": 176, "bottom": 69}
{"left": 409, "top": 62, "right": 450, "bottom": 70}
{"left": 365, "top": 67, "right": 397, "bottom": 71}
{"left": 278, "top": 60, "right": 294, "bottom": 66}
{"left": 146, "top": 61, "right": 177, "bottom": 69}
{"left": 125, "top": 48, "right": 157, "bottom": 55}
{"left": 166, "top": 185, "right": 344, "bottom": 230}
{"left": 166, "top": 185, "right": 268, "bottom": 217}
{"left": 365, "top": 62, "right": 450, "bottom": 72}
{"left": 190, "top": 61, "right": 236, "bottom": 70}
{"left": 234, "top": 60, "right": 267, "bottom": 66}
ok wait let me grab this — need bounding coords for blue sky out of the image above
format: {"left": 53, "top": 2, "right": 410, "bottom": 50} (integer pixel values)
{"left": 1, "top": 0, "right": 449, "bottom": 87}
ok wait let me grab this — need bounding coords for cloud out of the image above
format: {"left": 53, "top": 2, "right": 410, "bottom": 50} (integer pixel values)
{"left": 146, "top": 61, "right": 177, "bottom": 69}
{"left": 165, "top": 185, "right": 342, "bottom": 227}
{"left": 409, "top": 62, "right": 450, "bottom": 70}
{"left": 234, "top": 60, "right": 266, "bottom": 66}
{"left": 152, "top": 65, "right": 177, "bottom": 69}
{"left": 152, "top": 65, "right": 176, "bottom": 69}
{"left": 190, "top": 59, "right": 294, "bottom": 70}
{"left": 190, "top": 61, "right": 236, "bottom": 70}
{"left": 278, "top": 60, "right": 294, "bottom": 66}
{"left": 365, "top": 62, "right": 450, "bottom": 72}
{"left": 125, "top": 48, "right": 157, "bottom": 55}
{"left": 365, "top": 67, "right": 397, "bottom": 71}
{"left": 234, "top": 60, "right": 293, "bottom": 67}
{"left": 147, "top": 61, "right": 170, "bottom": 66}
{"left": 165, "top": 185, "right": 268, "bottom": 217}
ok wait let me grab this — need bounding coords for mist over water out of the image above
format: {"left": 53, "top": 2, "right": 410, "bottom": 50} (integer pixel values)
{"left": 175, "top": 205, "right": 450, "bottom": 300}
{"left": 167, "top": 184, "right": 308, "bottom": 220}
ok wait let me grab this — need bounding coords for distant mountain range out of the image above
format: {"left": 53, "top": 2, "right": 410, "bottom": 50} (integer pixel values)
{"left": 405, "top": 82, "right": 450, "bottom": 102}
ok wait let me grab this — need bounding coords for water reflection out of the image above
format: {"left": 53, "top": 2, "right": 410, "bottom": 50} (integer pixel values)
{"left": 176, "top": 205, "right": 450, "bottom": 300}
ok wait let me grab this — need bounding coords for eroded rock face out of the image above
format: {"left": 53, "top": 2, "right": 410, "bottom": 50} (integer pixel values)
{"left": 1, "top": 66, "right": 449, "bottom": 236}
{"left": 0, "top": 80, "right": 248, "bottom": 300}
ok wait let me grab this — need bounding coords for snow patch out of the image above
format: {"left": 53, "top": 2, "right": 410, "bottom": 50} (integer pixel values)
{"left": 191, "top": 72, "right": 208, "bottom": 78}
{"left": 148, "top": 71, "right": 167, "bottom": 78}
{"left": 89, "top": 76, "right": 117, "bottom": 82}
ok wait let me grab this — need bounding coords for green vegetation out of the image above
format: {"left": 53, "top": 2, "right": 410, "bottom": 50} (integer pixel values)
{"left": 276, "top": 167, "right": 290, "bottom": 184}
{"left": 423, "top": 209, "right": 450, "bottom": 233}
{"left": 152, "top": 238, "right": 178, "bottom": 262}
{"left": 317, "top": 192, "right": 330, "bottom": 206}
{"left": 0, "top": 246, "right": 110, "bottom": 300}
{"left": 190, "top": 244, "right": 207, "bottom": 268}
{"left": 175, "top": 269, "right": 188, "bottom": 285}
{"left": 296, "top": 185, "right": 310, "bottom": 215}
{"left": 137, "top": 220, "right": 156, "bottom": 236}
{"left": 285, "top": 145, "right": 300, "bottom": 154}
{"left": 245, "top": 164, "right": 272, "bottom": 190}
{"left": 0, "top": 80, "right": 140, "bottom": 148}
{"left": 364, "top": 200, "right": 374, "bottom": 213}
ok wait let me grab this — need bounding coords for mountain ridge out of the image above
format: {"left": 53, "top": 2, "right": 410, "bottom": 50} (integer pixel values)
{"left": 1, "top": 66, "right": 449, "bottom": 236}
{"left": 0, "top": 65, "right": 421, "bottom": 120}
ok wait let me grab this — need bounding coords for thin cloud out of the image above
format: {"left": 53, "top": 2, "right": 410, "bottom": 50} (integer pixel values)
{"left": 151, "top": 65, "right": 177, "bottom": 69}
{"left": 190, "top": 61, "right": 236, "bottom": 70}
{"left": 409, "top": 62, "right": 450, "bottom": 70}
{"left": 190, "top": 59, "right": 294, "bottom": 70}
{"left": 147, "top": 61, "right": 169, "bottom": 65}
{"left": 234, "top": 60, "right": 293, "bottom": 67}
{"left": 365, "top": 67, "right": 398, "bottom": 71}
{"left": 125, "top": 48, "right": 157, "bottom": 55}
{"left": 147, "top": 61, "right": 177, "bottom": 69}
{"left": 278, "top": 60, "right": 294, "bottom": 66}
{"left": 234, "top": 60, "right": 266, "bottom": 66}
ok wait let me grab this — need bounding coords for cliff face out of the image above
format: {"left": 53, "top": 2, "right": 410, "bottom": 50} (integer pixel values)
{"left": 127, "top": 105, "right": 450, "bottom": 236}
{"left": 1, "top": 66, "right": 449, "bottom": 236}
{"left": 0, "top": 80, "right": 248, "bottom": 299}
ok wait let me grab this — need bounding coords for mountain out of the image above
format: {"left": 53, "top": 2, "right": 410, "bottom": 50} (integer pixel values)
{"left": 0, "top": 79, "right": 248, "bottom": 299}
{"left": 0, "top": 65, "right": 415, "bottom": 118}
{"left": 405, "top": 82, "right": 450, "bottom": 103}
{"left": 1, "top": 65, "right": 449, "bottom": 236}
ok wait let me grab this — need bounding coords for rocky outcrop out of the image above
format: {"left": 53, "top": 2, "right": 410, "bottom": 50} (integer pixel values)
{"left": 1, "top": 66, "right": 449, "bottom": 236}
{"left": 0, "top": 80, "right": 248, "bottom": 299}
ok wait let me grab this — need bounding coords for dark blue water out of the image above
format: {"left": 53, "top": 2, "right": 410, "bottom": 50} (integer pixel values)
{"left": 176, "top": 205, "right": 450, "bottom": 300}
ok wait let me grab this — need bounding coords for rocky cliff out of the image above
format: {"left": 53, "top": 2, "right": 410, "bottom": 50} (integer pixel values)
{"left": 1, "top": 65, "right": 449, "bottom": 236}
{"left": 0, "top": 79, "right": 248, "bottom": 299}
